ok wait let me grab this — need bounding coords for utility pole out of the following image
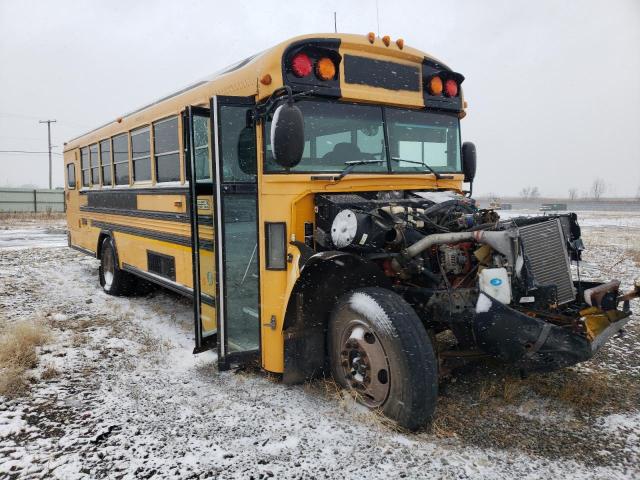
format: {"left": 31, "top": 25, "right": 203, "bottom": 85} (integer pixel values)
{"left": 334, "top": 11, "right": 337, "bottom": 33}
{"left": 39, "top": 119, "right": 56, "bottom": 189}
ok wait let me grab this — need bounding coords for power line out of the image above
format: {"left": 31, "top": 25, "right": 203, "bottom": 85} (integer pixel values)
{"left": 0, "top": 150, "right": 62, "bottom": 155}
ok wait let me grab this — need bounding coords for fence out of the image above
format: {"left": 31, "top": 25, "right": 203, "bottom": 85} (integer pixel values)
{"left": 0, "top": 188, "right": 65, "bottom": 213}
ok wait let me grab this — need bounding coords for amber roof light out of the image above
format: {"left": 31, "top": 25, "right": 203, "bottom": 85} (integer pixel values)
{"left": 316, "top": 57, "right": 336, "bottom": 81}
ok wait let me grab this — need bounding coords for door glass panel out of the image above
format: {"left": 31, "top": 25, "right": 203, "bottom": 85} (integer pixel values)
{"left": 219, "top": 105, "right": 256, "bottom": 183}
{"left": 222, "top": 194, "right": 259, "bottom": 352}
{"left": 193, "top": 115, "right": 211, "bottom": 181}
{"left": 218, "top": 102, "right": 259, "bottom": 354}
{"left": 187, "top": 108, "right": 217, "bottom": 353}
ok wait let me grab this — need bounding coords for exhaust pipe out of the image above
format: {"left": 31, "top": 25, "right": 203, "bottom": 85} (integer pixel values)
{"left": 392, "top": 229, "right": 514, "bottom": 272}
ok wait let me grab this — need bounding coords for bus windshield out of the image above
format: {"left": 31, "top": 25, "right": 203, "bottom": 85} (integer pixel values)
{"left": 265, "top": 100, "right": 461, "bottom": 174}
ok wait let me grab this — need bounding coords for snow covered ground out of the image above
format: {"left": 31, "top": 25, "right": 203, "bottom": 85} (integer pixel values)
{"left": 0, "top": 214, "right": 638, "bottom": 479}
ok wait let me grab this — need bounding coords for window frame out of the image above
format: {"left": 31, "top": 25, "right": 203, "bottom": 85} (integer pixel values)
{"left": 99, "top": 138, "right": 113, "bottom": 187}
{"left": 89, "top": 143, "right": 100, "bottom": 187}
{"left": 130, "top": 126, "right": 152, "bottom": 184}
{"left": 112, "top": 132, "right": 130, "bottom": 187}
{"left": 191, "top": 114, "right": 212, "bottom": 182}
{"left": 66, "top": 162, "right": 76, "bottom": 190}
{"left": 80, "top": 146, "right": 90, "bottom": 187}
{"left": 153, "top": 115, "right": 181, "bottom": 184}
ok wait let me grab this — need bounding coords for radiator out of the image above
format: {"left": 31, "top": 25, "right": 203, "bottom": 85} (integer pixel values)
{"left": 518, "top": 219, "right": 576, "bottom": 304}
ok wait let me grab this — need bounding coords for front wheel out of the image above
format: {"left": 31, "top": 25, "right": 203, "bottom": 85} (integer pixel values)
{"left": 328, "top": 287, "right": 438, "bottom": 431}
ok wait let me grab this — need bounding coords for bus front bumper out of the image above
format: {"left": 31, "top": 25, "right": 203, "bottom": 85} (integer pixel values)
{"left": 472, "top": 280, "right": 638, "bottom": 372}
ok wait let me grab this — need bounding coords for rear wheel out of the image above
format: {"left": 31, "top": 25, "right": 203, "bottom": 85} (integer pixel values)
{"left": 99, "top": 236, "right": 135, "bottom": 296}
{"left": 328, "top": 287, "right": 438, "bottom": 431}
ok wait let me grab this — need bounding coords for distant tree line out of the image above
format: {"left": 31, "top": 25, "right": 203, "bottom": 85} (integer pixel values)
{"left": 519, "top": 186, "right": 540, "bottom": 199}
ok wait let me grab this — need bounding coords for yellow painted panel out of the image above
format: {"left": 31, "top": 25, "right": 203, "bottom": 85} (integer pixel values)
{"left": 202, "top": 303, "right": 217, "bottom": 333}
{"left": 198, "top": 249, "right": 216, "bottom": 298}
{"left": 137, "top": 194, "right": 187, "bottom": 213}
{"left": 113, "top": 232, "right": 194, "bottom": 287}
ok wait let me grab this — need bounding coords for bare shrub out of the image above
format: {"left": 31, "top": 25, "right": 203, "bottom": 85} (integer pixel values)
{"left": 0, "top": 366, "right": 29, "bottom": 397}
{"left": 0, "top": 321, "right": 49, "bottom": 369}
{"left": 0, "top": 320, "right": 50, "bottom": 397}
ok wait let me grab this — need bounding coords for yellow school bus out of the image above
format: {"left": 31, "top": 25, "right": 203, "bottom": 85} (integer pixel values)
{"left": 64, "top": 33, "right": 637, "bottom": 430}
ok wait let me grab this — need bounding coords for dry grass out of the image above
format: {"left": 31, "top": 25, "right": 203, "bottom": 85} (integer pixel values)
{"left": 0, "top": 320, "right": 50, "bottom": 397}
{"left": 523, "top": 369, "right": 612, "bottom": 410}
{"left": 0, "top": 211, "right": 65, "bottom": 221}
{"left": 137, "top": 330, "right": 173, "bottom": 354}
{"left": 471, "top": 370, "right": 612, "bottom": 409}
{"left": 629, "top": 248, "right": 640, "bottom": 265}
{"left": 41, "top": 363, "right": 60, "bottom": 380}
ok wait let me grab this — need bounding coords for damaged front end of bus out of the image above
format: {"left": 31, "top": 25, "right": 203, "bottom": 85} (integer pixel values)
{"left": 312, "top": 191, "right": 638, "bottom": 373}
{"left": 308, "top": 191, "right": 640, "bottom": 371}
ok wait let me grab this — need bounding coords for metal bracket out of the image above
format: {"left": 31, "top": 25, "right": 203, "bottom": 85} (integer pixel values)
{"left": 263, "top": 315, "right": 277, "bottom": 330}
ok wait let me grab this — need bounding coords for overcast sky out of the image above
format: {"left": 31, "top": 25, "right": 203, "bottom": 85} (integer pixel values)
{"left": 1, "top": 0, "right": 638, "bottom": 197}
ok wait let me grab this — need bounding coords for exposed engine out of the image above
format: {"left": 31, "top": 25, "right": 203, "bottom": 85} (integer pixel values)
{"left": 315, "top": 190, "right": 581, "bottom": 309}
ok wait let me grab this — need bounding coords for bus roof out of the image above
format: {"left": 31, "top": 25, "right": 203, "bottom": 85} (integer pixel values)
{"left": 65, "top": 33, "right": 448, "bottom": 152}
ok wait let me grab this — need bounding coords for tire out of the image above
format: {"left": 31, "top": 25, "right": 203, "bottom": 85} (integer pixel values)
{"left": 99, "top": 236, "right": 135, "bottom": 296}
{"left": 328, "top": 287, "right": 438, "bottom": 431}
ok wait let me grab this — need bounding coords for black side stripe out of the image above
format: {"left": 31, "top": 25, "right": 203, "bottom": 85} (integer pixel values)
{"left": 122, "top": 263, "right": 216, "bottom": 307}
{"left": 70, "top": 244, "right": 97, "bottom": 257}
{"left": 80, "top": 186, "right": 188, "bottom": 195}
{"left": 92, "top": 220, "right": 214, "bottom": 251}
{"left": 80, "top": 205, "right": 190, "bottom": 223}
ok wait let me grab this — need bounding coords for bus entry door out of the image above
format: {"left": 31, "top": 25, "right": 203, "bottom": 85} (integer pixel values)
{"left": 211, "top": 96, "right": 260, "bottom": 369}
{"left": 186, "top": 106, "right": 217, "bottom": 354}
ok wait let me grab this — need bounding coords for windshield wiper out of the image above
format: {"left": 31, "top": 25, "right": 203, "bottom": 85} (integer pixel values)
{"left": 390, "top": 157, "right": 451, "bottom": 179}
{"left": 311, "top": 159, "right": 385, "bottom": 182}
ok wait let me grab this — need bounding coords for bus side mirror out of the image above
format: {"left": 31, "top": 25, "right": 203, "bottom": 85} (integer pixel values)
{"left": 270, "top": 102, "right": 304, "bottom": 169}
{"left": 462, "top": 141, "right": 476, "bottom": 183}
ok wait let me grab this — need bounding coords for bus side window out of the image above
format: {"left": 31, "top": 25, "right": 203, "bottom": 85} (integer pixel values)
{"left": 154, "top": 116, "right": 180, "bottom": 183}
{"left": 67, "top": 163, "right": 76, "bottom": 189}
{"left": 112, "top": 133, "right": 130, "bottom": 185}
{"left": 131, "top": 127, "right": 151, "bottom": 182}
{"left": 90, "top": 143, "right": 100, "bottom": 185}
{"left": 80, "top": 147, "right": 90, "bottom": 187}
{"left": 100, "top": 139, "right": 112, "bottom": 186}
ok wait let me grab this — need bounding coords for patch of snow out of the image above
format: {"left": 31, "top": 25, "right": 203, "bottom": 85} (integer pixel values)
{"left": 0, "top": 227, "right": 67, "bottom": 250}
{"left": 349, "top": 291, "right": 396, "bottom": 337}
{"left": 476, "top": 293, "right": 493, "bottom": 313}
{"left": 0, "top": 408, "right": 31, "bottom": 438}
{"left": 597, "top": 412, "right": 640, "bottom": 434}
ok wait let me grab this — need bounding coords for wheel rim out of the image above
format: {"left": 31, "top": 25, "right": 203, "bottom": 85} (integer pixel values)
{"left": 102, "top": 245, "right": 114, "bottom": 289}
{"left": 338, "top": 320, "right": 391, "bottom": 408}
